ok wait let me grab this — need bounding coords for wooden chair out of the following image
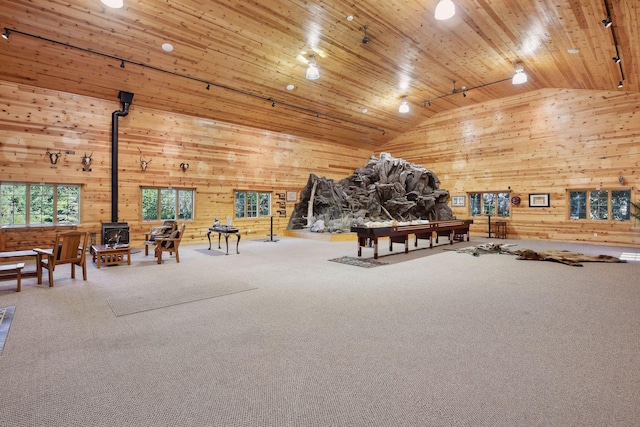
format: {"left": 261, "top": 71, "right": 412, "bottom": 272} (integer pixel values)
{"left": 34, "top": 231, "right": 88, "bottom": 287}
{"left": 154, "top": 224, "right": 185, "bottom": 264}
{"left": 143, "top": 220, "right": 178, "bottom": 256}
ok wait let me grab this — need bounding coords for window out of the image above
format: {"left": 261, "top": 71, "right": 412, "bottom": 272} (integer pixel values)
{"left": 569, "top": 189, "right": 630, "bottom": 221}
{"left": 142, "top": 187, "right": 194, "bottom": 221}
{"left": 469, "top": 192, "right": 510, "bottom": 217}
{"left": 0, "top": 182, "right": 80, "bottom": 225}
{"left": 235, "top": 191, "right": 271, "bottom": 218}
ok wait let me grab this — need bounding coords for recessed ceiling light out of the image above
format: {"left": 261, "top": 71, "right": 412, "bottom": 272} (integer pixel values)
{"left": 567, "top": 48, "right": 580, "bottom": 54}
{"left": 347, "top": 15, "right": 354, "bottom": 21}
{"left": 286, "top": 84, "right": 295, "bottom": 90}
{"left": 361, "top": 108, "right": 368, "bottom": 113}
{"left": 162, "top": 43, "right": 174, "bottom": 52}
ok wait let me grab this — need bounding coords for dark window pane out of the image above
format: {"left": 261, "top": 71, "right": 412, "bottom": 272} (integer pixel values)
{"left": 611, "top": 190, "right": 630, "bottom": 220}
{"left": 569, "top": 191, "right": 587, "bottom": 219}
{"left": 590, "top": 190, "right": 608, "bottom": 220}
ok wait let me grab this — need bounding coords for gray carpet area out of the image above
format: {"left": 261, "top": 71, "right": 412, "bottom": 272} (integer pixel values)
{"left": 0, "top": 236, "right": 639, "bottom": 426}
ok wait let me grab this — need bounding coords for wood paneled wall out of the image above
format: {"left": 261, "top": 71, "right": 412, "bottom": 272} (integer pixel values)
{"left": 0, "top": 81, "right": 371, "bottom": 248}
{"left": 381, "top": 88, "right": 640, "bottom": 247}
{"left": 2, "top": 81, "right": 639, "bottom": 249}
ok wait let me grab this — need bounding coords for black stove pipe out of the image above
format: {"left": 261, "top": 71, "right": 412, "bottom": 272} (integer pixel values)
{"left": 111, "top": 91, "right": 134, "bottom": 223}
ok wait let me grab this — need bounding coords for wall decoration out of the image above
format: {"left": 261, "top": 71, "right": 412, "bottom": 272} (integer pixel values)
{"left": 286, "top": 191, "right": 298, "bottom": 202}
{"left": 451, "top": 196, "right": 465, "bottom": 207}
{"left": 511, "top": 196, "right": 521, "bottom": 205}
{"left": 278, "top": 201, "right": 286, "bottom": 209}
{"left": 277, "top": 193, "right": 286, "bottom": 200}
{"left": 529, "top": 193, "right": 549, "bottom": 207}
{"left": 277, "top": 209, "right": 286, "bottom": 217}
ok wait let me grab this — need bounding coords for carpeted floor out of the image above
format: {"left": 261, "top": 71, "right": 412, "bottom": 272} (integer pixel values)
{"left": 0, "top": 236, "right": 639, "bottom": 426}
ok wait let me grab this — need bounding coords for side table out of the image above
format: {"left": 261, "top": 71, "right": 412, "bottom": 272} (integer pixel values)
{"left": 91, "top": 244, "right": 131, "bottom": 268}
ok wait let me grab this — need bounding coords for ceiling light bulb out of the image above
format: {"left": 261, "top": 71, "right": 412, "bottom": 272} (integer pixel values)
{"left": 306, "top": 55, "right": 319, "bottom": 80}
{"left": 101, "top": 0, "right": 124, "bottom": 8}
{"left": 512, "top": 63, "right": 527, "bottom": 85}
{"left": 618, "top": 81, "right": 624, "bottom": 88}
{"left": 435, "top": 0, "right": 455, "bottom": 21}
{"left": 399, "top": 97, "right": 409, "bottom": 113}
{"left": 1, "top": 29, "right": 9, "bottom": 40}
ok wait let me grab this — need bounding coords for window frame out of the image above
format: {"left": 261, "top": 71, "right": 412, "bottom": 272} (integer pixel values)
{"left": 468, "top": 191, "right": 511, "bottom": 218}
{"left": 568, "top": 189, "right": 630, "bottom": 221}
{"left": 0, "top": 181, "right": 81, "bottom": 226}
{"left": 235, "top": 190, "right": 272, "bottom": 219}
{"left": 141, "top": 186, "right": 195, "bottom": 222}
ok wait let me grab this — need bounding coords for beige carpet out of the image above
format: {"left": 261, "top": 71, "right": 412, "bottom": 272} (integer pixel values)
{"left": 0, "top": 236, "right": 639, "bottom": 426}
{"left": 107, "top": 281, "right": 257, "bottom": 316}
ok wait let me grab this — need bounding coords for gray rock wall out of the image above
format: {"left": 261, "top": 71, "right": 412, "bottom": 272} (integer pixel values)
{"left": 287, "top": 152, "right": 455, "bottom": 232}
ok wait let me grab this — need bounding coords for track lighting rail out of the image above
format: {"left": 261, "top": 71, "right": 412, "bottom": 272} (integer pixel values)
{"left": 2, "top": 27, "right": 386, "bottom": 135}
{"left": 602, "top": 0, "right": 625, "bottom": 87}
{"left": 423, "top": 77, "right": 511, "bottom": 107}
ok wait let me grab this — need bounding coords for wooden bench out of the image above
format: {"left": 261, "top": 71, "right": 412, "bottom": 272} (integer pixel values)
{"left": 0, "top": 262, "right": 25, "bottom": 292}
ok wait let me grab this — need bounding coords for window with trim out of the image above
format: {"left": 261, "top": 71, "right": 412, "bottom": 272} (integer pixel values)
{"left": 141, "top": 187, "right": 194, "bottom": 221}
{"left": 235, "top": 191, "right": 271, "bottom": 218}
{"left": 569, "top": 189, "right": 630, "bottom": 220}
{"left": 0, "top": 182, "right": 80, "bottom": 225}
{"left": 469, "top": 192, "right": 511, "bottom": 217}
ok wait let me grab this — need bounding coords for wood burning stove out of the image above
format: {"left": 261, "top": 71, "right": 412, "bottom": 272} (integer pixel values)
{"left": 101, "top": 222, "right": 130, "bottom": 246}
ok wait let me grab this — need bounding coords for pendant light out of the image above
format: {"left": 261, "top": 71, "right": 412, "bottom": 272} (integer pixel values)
{"left": 435, "top": 0, "right": 455, "bottom": 21}
{"left": 398, "top": 97, "right": 409, "bottom": 113}
{"left": 306, "top": 54, "right": 319, "bottom": 80}
{"left": 101, "top": 0, "right": 124, "bottom": 8}
{"left": 512, "top": 63, "right": 528, "bottom": 85}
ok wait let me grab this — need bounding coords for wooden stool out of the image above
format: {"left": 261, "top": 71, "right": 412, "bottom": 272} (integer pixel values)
{"left": 494, "top": 221, "right": 507, "bottom": 239}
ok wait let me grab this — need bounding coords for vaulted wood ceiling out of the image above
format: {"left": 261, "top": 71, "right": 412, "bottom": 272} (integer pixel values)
{"left": 0, "top": 0, "right": 637, "bottom": 150}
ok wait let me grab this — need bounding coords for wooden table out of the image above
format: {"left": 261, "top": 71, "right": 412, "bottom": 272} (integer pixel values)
{"left": 91, "top": 244, "right": 131, "bottom": 268}
{"left": 207, "top": 226, "right": 240, "bottom": 255}
{"left": 351, "top": 219, "right": 473, "bottom": 259}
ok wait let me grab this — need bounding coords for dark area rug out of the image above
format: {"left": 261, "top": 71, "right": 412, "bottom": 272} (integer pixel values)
{"left": 195, "top": 248, "right": 226, "bottom": 256}
{"left": 0, "top": 306, "right": 16, "bottom": 356}
{"left": 329, "top": 256, "right": 387, "bottom": 268}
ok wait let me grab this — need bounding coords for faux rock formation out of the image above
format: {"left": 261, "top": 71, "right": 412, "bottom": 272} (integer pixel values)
{"left": 287, "top": 152, "right": 455, "bottom": 232}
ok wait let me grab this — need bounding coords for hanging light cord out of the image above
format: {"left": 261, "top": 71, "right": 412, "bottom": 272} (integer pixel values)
{"left": 3, "top": 27, "right": 386, "bottom": 135}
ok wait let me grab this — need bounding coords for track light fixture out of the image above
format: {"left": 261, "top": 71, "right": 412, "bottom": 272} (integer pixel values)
{"left": 120, "top": 60, "right": 125, "bottom": 68}
{"left": 362, "top": 26, "right": 371, "bottom": 44}
{"left": 435, "top": 0, "right": 455, "bottom": 20}
{"left": 1, "top": 29, "right": 9, "bottom": 40}
{"left": 613, "top": 56, "right": 621, "bottom": 64}
{"left": 206, "top": 83, "right": 210, "bottom": 90}
{"left": 306, "top": 54, "right": 319, "bottom": 80}
{"left": 601, "top": 18, "right": 612, "bottom": 28}
{"left": 618, "top": 80, "right": 624, "bottom": 88}
{"left": 512, "top": 63, "right": 528, "bottom": 85}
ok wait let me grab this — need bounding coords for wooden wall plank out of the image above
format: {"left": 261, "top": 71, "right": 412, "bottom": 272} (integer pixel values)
{"left": 382, "top": 88, "right": 640, "bottom": 247}
{"left": 0, "top": 81, "right": 372, "bottom": 248}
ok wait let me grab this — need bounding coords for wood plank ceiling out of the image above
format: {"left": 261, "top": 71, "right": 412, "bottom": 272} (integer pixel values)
{"left": 0, "top": 0, "right": 637, "bottom": 150}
